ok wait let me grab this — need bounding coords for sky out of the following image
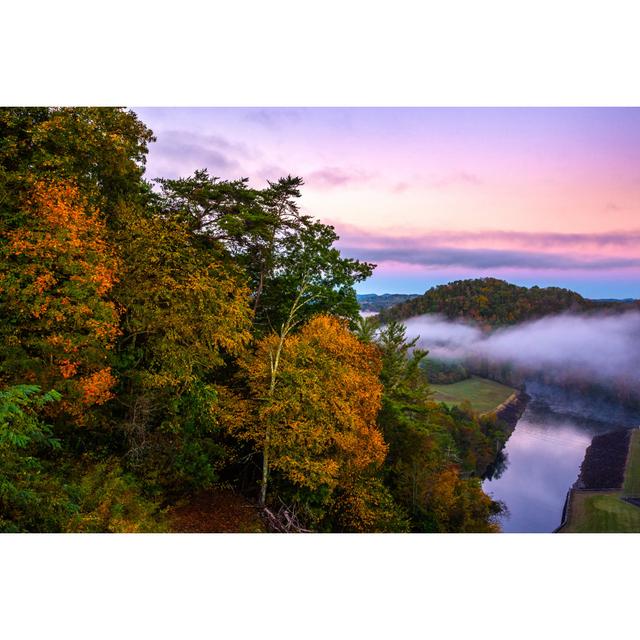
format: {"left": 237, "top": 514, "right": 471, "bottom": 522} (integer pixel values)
{"left": 134, "top": 108, "right": 640, "bottom": 299}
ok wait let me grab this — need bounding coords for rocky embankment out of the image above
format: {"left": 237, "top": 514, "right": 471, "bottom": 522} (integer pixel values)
{"left": 554, "top": 428, "right": 634, "bottom": 532}
{"left": 574, "top": 428, "right": 632, "bottom": 490}
{"left": 487, "top": 390, "right": 530, "bottom": 432}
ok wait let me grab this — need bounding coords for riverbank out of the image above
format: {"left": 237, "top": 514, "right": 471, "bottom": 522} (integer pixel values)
{"left": 487, "top": 390, "right": 530, "bottom": 432}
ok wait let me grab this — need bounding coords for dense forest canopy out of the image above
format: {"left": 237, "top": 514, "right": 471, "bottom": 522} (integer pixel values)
{"left": 0, "top": 107, "right": 507, "bottom": 532}
{"left": 378, "top": 277, "right": 637, "bottom": 326}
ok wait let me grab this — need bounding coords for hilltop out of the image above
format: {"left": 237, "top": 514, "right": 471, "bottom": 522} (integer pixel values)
{"left": 378, "top": 277, "right": 636, "bottom": 326}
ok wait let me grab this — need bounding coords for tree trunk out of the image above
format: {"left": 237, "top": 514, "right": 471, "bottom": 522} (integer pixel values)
{"left": 257, "top": 281, "right": 309, "bottom": 508}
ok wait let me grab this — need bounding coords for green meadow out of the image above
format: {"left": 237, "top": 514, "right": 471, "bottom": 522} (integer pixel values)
{"left": 430, "top": 376, "right": 516, "bottom": 414}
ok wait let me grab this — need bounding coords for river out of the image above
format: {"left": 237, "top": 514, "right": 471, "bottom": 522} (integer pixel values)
{"left": 483, "top": 380, "right": 640, "bottom": 533}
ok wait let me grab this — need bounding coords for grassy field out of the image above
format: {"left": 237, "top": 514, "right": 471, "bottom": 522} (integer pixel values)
{"left": 430, "top": 376, "right": 516, "bottom": 414}
{"left": 623, "top": 429, "right": 640, "bottom": 497}
{"left": 562, "top": 491, "right": 640, "bottom": 533}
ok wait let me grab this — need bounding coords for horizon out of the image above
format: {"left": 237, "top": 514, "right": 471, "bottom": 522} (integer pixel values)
{"left": 135, "top": 107, "right": 640, "bottom": 299}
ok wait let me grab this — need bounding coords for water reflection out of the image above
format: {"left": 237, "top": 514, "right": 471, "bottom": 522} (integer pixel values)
{"left": 483, "top": 382, "right": 640, "bottom": 533}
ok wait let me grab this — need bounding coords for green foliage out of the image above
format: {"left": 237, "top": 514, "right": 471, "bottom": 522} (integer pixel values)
{"left": 130, "top": 383, "right": 232, "bottom": 496}
{"left": 353, "top": 314, "right": 379, "bottom": 343}
{"left": 63, "top": 458, "right": 167, "bottom": 533}
{"left": 373, "top": 323, "right": 502, "bottom": 532}
{"left": 0, "top": 107, "right": 154, "bottom": 219}
{"left": 376, "top": 321, "right": 430, "bottom": 401}
{"left": 0, "top": 385, "right": 61, "bottom": 449}
{"left": 0, "top": 385, "right": 164, "bottom": 532}
{"left": 421, "top": 358, "right": 469, "bottom": 384}
{"left": 255, "top": 218, "right": 373, "bottom": 331}
{"left": 0, "top": 385, "right": 62, "bottom": 531}
{"left": 155, "top": 170, "right": 373, "bottom": 333}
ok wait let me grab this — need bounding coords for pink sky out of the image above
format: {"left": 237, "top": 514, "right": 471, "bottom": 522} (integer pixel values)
{"left": 134, "top": 108, "right": 640, "bottom": 298}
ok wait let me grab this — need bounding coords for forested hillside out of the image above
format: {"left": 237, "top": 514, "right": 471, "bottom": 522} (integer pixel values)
{"left": 0, "top": 108, "right": 505, "bottom": 533}
{"left": 379, "top": 277, "right": 590, "bottom": 325}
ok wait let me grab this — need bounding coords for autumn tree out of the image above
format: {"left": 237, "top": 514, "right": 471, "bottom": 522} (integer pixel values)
{"left": 235, "top": 315, "right": 404, "bottom": 529}
{"left": 0, "top": 107, "right": 154, "bottom": 220}
{"left": 0, "top": 181, "right": 120, "bottom": 422}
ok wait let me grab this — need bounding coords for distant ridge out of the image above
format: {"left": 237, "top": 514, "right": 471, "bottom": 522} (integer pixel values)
{"left": 357, "top": 293, "right": 419, "bottom": 312}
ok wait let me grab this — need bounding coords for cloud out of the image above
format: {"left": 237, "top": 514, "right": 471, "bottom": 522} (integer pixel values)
{"left": 402, "top": 311, "right": 640, "bottom": 392}
{"left": 305, "top": 167, "right": 372, "bottom": 188}
{"left": 342, "top": 245, "right": 640, "bottom": 271}
{"left": 144, "top": 130, "right": 254, "bottom": 178}
{"left": 391, "top": 181, "right": 411, "bottom": 193}
{"left": 334, "top": 223, "right": 640, "bottom": 251}
{"left": 329, "top": 222, "right": 640, "bottom": 272}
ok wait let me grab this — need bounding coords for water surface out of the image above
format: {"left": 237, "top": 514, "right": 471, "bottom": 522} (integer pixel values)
{"left": 483, "top": 381, "right": 640, "bottom": 532}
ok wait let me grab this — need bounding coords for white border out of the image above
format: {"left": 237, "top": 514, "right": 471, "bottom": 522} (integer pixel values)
{"left": 2, "top": 0, "right": 640, "bottom": 106}
{"left": 2, "top": 1, "right": 639, "bottom": 638}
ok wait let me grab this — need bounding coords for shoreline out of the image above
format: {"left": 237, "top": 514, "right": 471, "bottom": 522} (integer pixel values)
{"left": 484, "top": 390, "right": 530, "bottom": 433}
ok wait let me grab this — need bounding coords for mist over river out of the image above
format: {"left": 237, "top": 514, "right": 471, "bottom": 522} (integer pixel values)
{"left": 396, "top": 310, "right": 640, "bottom": 532}
{"left": 483, "top": 381, "right": 640, "bottom": 532}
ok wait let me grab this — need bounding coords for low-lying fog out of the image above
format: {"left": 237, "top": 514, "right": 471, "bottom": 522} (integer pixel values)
{"left": 402, "top": 310, "right": 640, "bottom": 391}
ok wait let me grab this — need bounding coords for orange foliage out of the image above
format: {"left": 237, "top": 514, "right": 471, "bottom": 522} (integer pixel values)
{"left": 2, "top": 180, "right": 120, "bottom": 421}
{"left": 237, "top": 315, "right": 386, "bottom": 499}
{"left": 80, "top": 368, "right": 117, "bottom": 406}
{"left": 423, "top": 466, "right": 500, "bottom": 533}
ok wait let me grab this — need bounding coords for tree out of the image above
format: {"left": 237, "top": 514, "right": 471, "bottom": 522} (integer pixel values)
{"left": 235, "top": 315, "right": 390, "bottom": 525}
{"left": 154, "top": 171, "right": 374, "bottom": 333}
{"left": 255, "top": 218, "right": 373, "bottom": 332}
{"left": 0, "top": 180, "right": 120, "bottom": 422}
{"left": 110, "top": 203, "right": 253, "bottom": 490}
{"left": 374, "top": 321, "right": 501, "bottom": 532}
{"left": 0, "top": 385, "right": 61, "bottom": 532}
{"left": 353, "top": 314, "right": 379, "bottom": 343}
{"left": 0, "top": 107, "right": 154, "bottom": 220}
{"left": 377, "top": 320, "right": 430, "bottom": 400}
